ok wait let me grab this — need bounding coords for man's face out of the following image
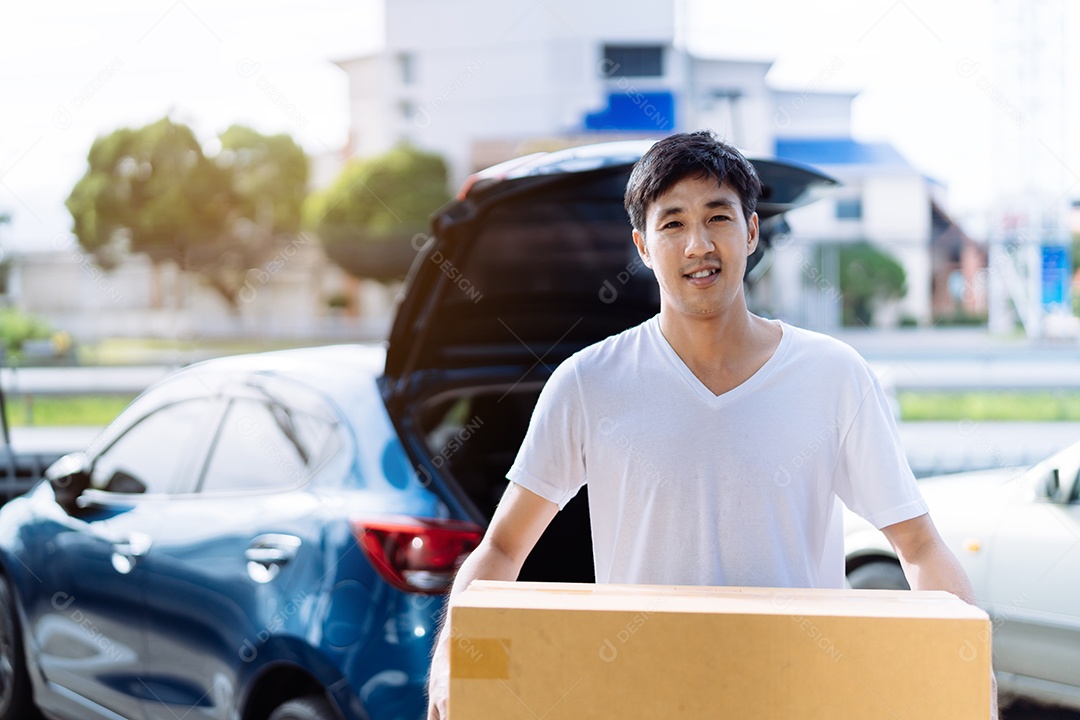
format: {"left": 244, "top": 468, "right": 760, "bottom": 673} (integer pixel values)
{"left": 632, "top": 173, "right": 759, "bottom": 319}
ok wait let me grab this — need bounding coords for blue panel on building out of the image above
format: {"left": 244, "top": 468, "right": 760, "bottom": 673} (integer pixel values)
{"left": 585, "top": 91, "right": 675, "bottom": 132}
{"left": 775, "top": 138, "right": 911, "bottom": 169}
{"left": 1041, "top": 244, "right": 1071, "bottom": 308}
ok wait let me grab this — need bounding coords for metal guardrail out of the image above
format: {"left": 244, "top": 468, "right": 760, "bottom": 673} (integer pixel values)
{"left": 0, "top": 451, "right": 60, "bottom": 504}
{"left": 0, "top": 366, "right": 166, "bottom": 428}
{"left": 0, "top": 366, "right": 169, "bottom": 396}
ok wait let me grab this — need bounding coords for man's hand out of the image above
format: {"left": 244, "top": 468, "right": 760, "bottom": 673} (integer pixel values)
{"left": 882, "top": 513, "right": 998, "bottom": 720}
{"left": 426, "top": 637, "right": 450, "bottom": 719}
{"left": 425, "top": 483, "right": 559, "bottom": 719}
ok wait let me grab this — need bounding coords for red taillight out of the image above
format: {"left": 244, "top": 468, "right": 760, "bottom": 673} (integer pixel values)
{"left": 353, "top": 517, "right": 484, "bottom": 595}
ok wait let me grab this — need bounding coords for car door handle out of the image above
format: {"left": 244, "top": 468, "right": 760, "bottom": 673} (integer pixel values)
{"left": 111, "top": 532, "right": 152, "bottom": 574}
{"left": 245, "top": 534, "right": 301, "bottom": 583}
{"left": 245, "top": 534, "right": 301, "bottom": 566}
{"left": 112, "top": 532, "right": 152, "bottom": 557}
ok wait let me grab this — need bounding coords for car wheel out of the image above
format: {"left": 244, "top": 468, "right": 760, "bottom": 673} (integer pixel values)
{"left": 847, "top": 561, "right": 909, "bottom": 590}
{"left": 0, "top": 579, "right": 39, "bottom": 720}
{"left": 268, "top": 695, "right": 338, "bottom": 720}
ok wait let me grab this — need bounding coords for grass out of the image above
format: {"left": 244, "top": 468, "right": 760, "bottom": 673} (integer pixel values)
{"left": 6, "top": 390, "right": 1080, "bottom": 428}
{"left": 898, "top": 390, "right": 1080, "bottom": 422}
{"left": 5, "top": 394, "right": 136, "bottom": 428}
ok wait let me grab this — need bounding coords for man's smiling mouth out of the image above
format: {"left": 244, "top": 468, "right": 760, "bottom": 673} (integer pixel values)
{"left": 686, "top": 268, "right": 720, "bottom": 279}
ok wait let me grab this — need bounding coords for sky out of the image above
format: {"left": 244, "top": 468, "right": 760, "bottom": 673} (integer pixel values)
{"left": 2, "top": 0, "right": 1078, "bottom": 255}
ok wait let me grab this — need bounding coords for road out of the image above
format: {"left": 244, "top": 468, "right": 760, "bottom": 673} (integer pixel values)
{"left": 842, "top": 326, "right": 1080, "bottom": 390}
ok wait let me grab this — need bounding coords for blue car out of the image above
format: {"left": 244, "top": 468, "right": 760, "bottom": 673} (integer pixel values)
{"left": 0, "top": 141, "right": 834, "bottom": 720}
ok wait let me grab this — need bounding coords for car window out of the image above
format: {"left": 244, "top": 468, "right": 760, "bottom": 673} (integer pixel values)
{"left": 198, "top": 398, "right": 339, "bottom": 493}
{"left": 90, "top": 399, "right": 214, "bottom": 495}
{"left": 417, "top": 192, "right": 661, "bottom": 367}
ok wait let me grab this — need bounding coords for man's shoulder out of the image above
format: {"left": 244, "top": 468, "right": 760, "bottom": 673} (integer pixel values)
{"left": 542, "top": 318, "right": 654, "bottom": 404}
{"left": 782, "top": 322, "right": 864, "bottom": 362}
{"left": 779, "top": 322, "right": 872, "bottom": 378}
{"left": 569, "top": 316, "right": 655, "bottom": 371}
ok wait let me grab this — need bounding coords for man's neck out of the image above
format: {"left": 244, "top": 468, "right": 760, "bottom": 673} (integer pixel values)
{"left": 657, "top": 304, "right": 780, "bottom": 396}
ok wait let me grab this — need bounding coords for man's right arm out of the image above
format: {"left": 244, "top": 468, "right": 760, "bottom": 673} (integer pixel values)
{"left": 426, "top": 482, "right": 560, "bottom": 720}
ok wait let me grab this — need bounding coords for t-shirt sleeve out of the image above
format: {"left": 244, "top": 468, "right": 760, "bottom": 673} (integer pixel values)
{"left": 505, "top": 357, "right": 587, "bottom": 510}
{"left": 833, "top": 370, "right": 929, "bottom": 529}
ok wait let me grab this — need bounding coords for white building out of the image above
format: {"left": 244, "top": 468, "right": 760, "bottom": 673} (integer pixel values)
{"left": 336, "top": 1, "right": 856, "bottom": 183}
{"left": 337, "top": 0, "right": 679, "bottom": 181}
{"left": 765, "top": 141, "right": 938, "bottom": 328}
{"left": 333, "top": 0, "right": 967, "bottom": 327}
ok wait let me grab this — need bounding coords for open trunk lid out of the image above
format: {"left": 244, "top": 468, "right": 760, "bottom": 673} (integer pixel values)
{"left": 384, "top": 140, "right": 836, "bottom": 397}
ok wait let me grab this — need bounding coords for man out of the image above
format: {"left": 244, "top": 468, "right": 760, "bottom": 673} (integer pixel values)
{"left": 427, "top": 130, "right": 995, "bottom": 718}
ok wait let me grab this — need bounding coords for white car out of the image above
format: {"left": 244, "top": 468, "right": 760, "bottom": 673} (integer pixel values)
{"left": 844, "top": 440, "right": 1080, "bottom": 711}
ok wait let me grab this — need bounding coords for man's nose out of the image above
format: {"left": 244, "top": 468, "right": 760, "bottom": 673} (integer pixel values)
{"left": 684, "top": 224, "right": 715, "bottom": 256}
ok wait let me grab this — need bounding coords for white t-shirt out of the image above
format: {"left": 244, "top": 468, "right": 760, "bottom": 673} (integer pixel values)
{"left": 506, "top": 316, "right": 927, "bottom": 589}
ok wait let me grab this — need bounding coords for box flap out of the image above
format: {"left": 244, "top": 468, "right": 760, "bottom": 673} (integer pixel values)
{"left": 457, "top": 580, "right": 988, "bottom": 621}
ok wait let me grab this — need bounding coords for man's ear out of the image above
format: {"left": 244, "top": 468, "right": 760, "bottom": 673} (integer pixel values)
{"left": 632, "top": 229, "right": 652, "bottom": 268}
{"left": 746, "top": 212, "right": 760, "bottom": 256}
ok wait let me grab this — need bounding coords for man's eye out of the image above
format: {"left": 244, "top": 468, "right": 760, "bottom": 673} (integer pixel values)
{"left": 662, "top": 221, "right": 682, "bottom": 230}
{"left": 711, "top": 215, "right": 731, "bottom": 222}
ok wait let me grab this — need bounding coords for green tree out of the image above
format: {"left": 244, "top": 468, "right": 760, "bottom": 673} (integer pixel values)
{"left": 65, "top": 117, "right": 234, "bottom": 273}
{"left": 305, "top": 143, "right": 451, "bottom": 280}
{"left": 820, "top": 241, "right": 908, "bottom": 327}
{"left": 219, "top": 125, "right": 308, "bottom": 234}
{"left": 66, "top": 119, "right": 309, "bottom": 309}
{"left": 0, "top": 308, "right": 52, "bottom": 362}
{"left": 192, "top": 125, "right": 309, "bottom": 307}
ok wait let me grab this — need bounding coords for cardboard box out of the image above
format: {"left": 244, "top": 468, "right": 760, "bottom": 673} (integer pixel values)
{"left": 449, "top": 581, "right": 991, "bottom": 719}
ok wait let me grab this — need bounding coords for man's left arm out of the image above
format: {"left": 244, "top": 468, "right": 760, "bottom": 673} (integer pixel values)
{"left": 882, "top": 513, "right": 998, "bottom": 719}
{"left": 882, "top": 513, "right": 973, "bottom": 601}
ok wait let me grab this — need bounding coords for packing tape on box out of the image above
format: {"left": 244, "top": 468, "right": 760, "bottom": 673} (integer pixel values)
{"left": 450, "top": 637, "right": 511, "bottom": 679}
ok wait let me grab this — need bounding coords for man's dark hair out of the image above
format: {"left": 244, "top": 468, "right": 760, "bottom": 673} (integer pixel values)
{"left": 624, "top": 130, "right": 762, "bottom": 234}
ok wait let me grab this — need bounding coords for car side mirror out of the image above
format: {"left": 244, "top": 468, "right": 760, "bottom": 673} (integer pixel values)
{"left": 1039, "top": 468, "right": 1059, "bottom": 499}
{"left": 103, "top": 470, "right": 146, "bottom": 495}
{"left": 45, "top": 452, "right": 91, "bottom": 512}
{"left": 1034, "top": 465, "right": 1080, "bottom": 504}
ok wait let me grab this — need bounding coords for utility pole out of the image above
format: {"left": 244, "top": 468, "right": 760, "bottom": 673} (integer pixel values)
{"left": 987, "top": 0, "right": 1072, "bottom": 338}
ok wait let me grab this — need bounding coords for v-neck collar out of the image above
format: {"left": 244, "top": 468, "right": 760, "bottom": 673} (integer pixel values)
{"left": 647, "top": 315, "right": 790, "bottom": 407}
